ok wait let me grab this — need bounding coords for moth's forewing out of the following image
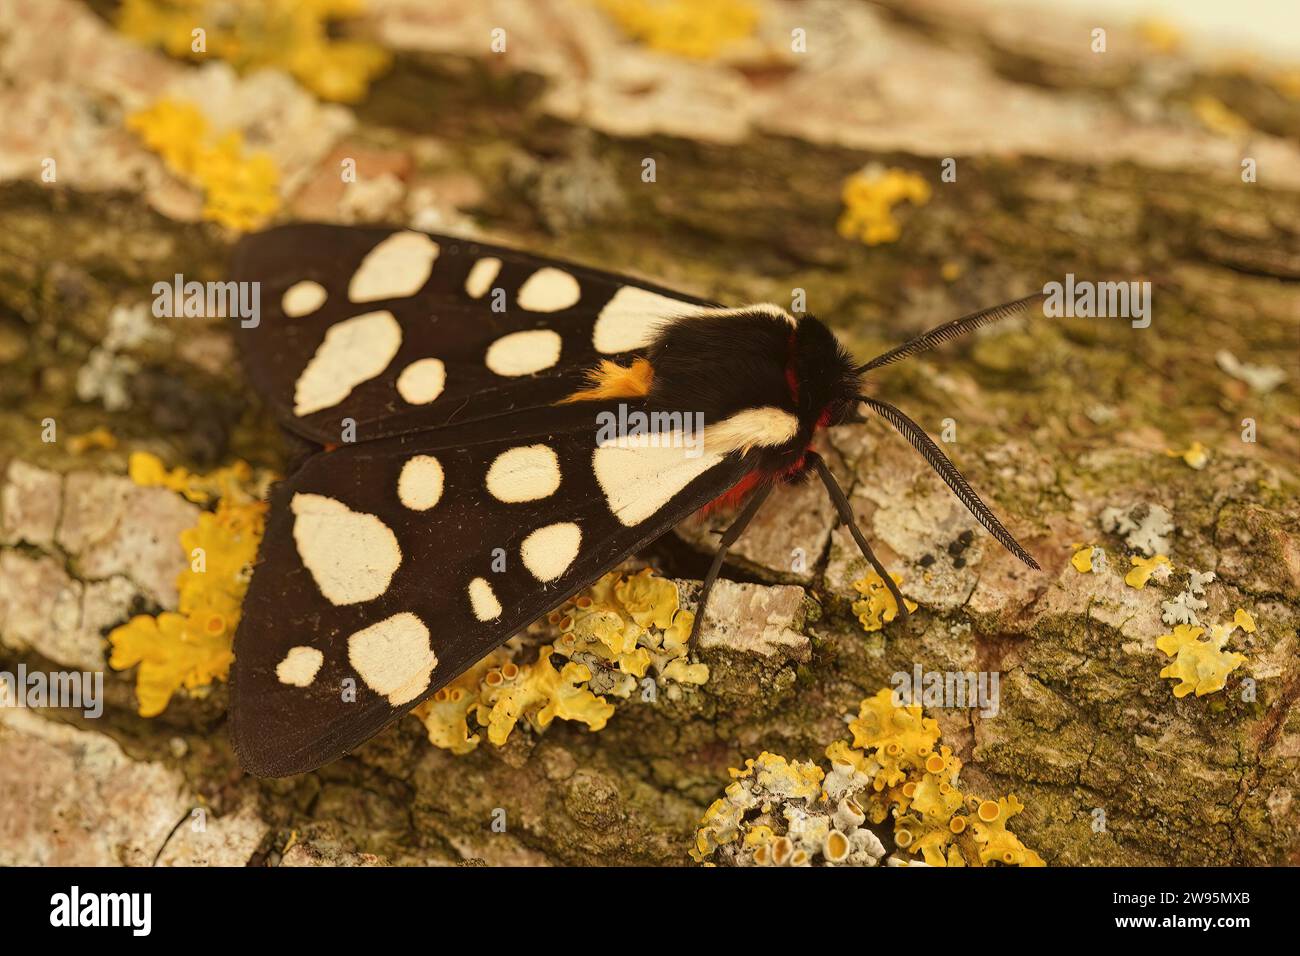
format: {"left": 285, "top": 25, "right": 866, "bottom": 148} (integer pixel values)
{"left": 230, "top": 224, "right": 716, "bottom": 443}
{"left": 227, "top": 225, "right": 746, "bottom": 776}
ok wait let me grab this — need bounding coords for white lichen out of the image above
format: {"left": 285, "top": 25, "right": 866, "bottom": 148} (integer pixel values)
{"left": 74, "top": 304, "right": 167, "bottom": 412}
{"left": 75, "top": 348, "right": 139, "bottom": 412}
{"left": 1100, "top": 503, "right": 1174, "bottom": 557}
{"left": 1215, "top": 349, "right": 1286, "bottom": 394}
{"left": 693, "top": 752, "right": 887, "bottom": 868}
{"left": 1161, "top": 569, "right": 1216, "bottom": 627}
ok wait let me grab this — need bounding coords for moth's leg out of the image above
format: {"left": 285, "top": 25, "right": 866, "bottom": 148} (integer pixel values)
{"left": 807, "top": 451, "right": 911, "bottom": 621}
{"left": 687, "top": 481, "right": 775, "bottom": 644}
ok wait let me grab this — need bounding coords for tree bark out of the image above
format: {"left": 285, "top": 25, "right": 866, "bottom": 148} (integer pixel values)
{"left": 1, "top": 0, "right": 1297, "bottom": 866}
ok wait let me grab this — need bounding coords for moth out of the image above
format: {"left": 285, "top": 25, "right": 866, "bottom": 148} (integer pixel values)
{"left": 229, "top": 224, "right": 1041, "bottom": 776}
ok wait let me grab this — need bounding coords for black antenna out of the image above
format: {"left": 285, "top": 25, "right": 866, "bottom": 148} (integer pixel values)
{"left": 858, "top": 396, "right": 1040, "bottom": 570}
{"left": 858, "top": 293, "right": 1046, "bottom": 374}
{"left": 809, "top": 452, "right": 911, "bottom": 619}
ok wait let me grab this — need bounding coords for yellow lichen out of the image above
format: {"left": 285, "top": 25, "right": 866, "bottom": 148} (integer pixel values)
{"left": 848, "top": 689, "right": 941, "bottom": 789}
{"left": 107, "top": 611, "right": 234, "bottom": 718}
{"left": 1070, "top": 544, "right": 1105, "bottom": 574}
{"left": 127, "top": 99, "right": 280, "bottom": 231}
{"left": 851, "top": 570, "right": 917, "bottom": 632}
{"left": 1136, "top": 18, "right": 1182, "bottom": 54}
{"left": 661, "top": 657, "right": 709, "bottom": 684}
{"left": 825, "top": 739, "right": 872, "bottom": 777}
{"left": 1191, "top": 96, "right": 1250, "bottom": 137}
{"left": 108, "top": 461, "right": 266, "bottom": 717}
{"left": 1156, "top": 617, "right": 1250, "bottom": 698}
{"left": 1164, "top": 440, "right": 1210, "bottom": 470}
{"left": 411, "top": 655, "right": 504, "bottom": 755}
{"left": 594, "top": 0, "right": 759, "bottom": 59}
{"left": 731, "top": 750, "right": 825, "bottom": 802}
{"left": 694, "top": 689, "right": 1042, "bottom": 867}
{"left": 116, "top": 0, "right": 390, "bottom": 103}
{"left": 968, "top": 795, "right": 1044, "bottom": 866}
{"left": 176, "top": 498, "right": 265, "bottom": 616}
{"left": 129, "top": 451, "right": 255, "bottom": 505}
{"left": 1125, "top": 554, "right": 1172, "bottom": 589}
{"left": 692, "top": 752, "right": 850, "bottom": 865}
{"left": 1272, "top": 69, "right": 1300, "bottom": 101}
{"left": 615, "top": 567, "right": 681, "bottom": 629}
{"left": 848, "top": 692, "right": 1040, "bottom": 866}
{"left": 837, "top": 166, "right": 932, "bottom": 246}
{"left": 693, "top": 787, "right": 750, "bottom": 860}
{"left": 476, "top": 648, "right": 616, "bottom": 746}
{"left": 413, "top": 567, "right": 709, "bottom": 753}
{"left": 67, "top": 427, "right": 119, "bottom": 455}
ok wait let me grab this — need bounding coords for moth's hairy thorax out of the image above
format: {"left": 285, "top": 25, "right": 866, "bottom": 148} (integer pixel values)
{"left": 644, "top": 307, "right": 861, "bottom": 472}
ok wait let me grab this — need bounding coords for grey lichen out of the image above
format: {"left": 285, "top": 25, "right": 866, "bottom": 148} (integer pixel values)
{"left": 1100, "top": 502, "right": 1175, "bottom": 557}
{"left": 1161, "top": 568, "right": 1217, "bottom": 626}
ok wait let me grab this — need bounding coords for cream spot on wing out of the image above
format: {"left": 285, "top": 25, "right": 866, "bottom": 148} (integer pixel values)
{"left": 521, "top": 522, "right": 582, "bottom": 582}
{"left": 468, "top": 577, "right": 502, "bottom": 621}
{"left": 282, "top": 280, "right": 327, "bottom": 317}
{"left": 464, "top": 257, "right": 501, "bottom": 299}
{"left": 705, "top": 406, "right": 800, "bottom": 454}
{"left": 593, "top": 290, "right": 796, "bottom": 354}
{"left": 347, "top": 612, "right": 437, "bottom": 706}
{"left": 484, "top": 329, "right": 562, "bottom": 377}
{"left": 592, "top": 433, "right": 724, "bottom": 526}
{"left": 485, "top": 444, "right": 561, "bottom": 502}
{"left": 517, "top": 267, "right": 581, "bottom": 312}
{"left": 348, "top": 231, "right": 439, "bottom": 302}
{"left": 398, "top": 455, "right": 443, "bottom": 511}
{"left": 291, "top": 493, "right": 402, "bottom": 605}
{"left": 276, "top": 646, "right": 324, "bottom": 687}
{"left": 293, "top": 310, "right": 401, "bottom": 416}
{"left": 396, "top": 357, "right": 446, "bottom": 404}
{"left": 593, "top": 286, "right": 699, "bottom": 354}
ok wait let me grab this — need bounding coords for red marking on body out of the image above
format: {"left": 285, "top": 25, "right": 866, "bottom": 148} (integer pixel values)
{"left": 784, "top": 330, "right": 800, "bottom": 403}
{"left": 784, "top": 330, "right": 833, "bottom": 434}
{"left": 702, "top": 468, "right": 764, "bottom": 514}
{"left": 698, "top": 452, "right": 813, "bottom": 516}
{"left": 785, "top": 367, "right": 800, "bottom": 403}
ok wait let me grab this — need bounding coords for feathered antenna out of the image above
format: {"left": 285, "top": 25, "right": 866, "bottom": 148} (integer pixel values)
{"left": 858, "top": 292, "right": 1046, "bottom": 373}
{"left": 852, "top": 291, "right": 1047, "bottom": 570}
{"left": 857, "top": 396, "right": 1039, "bottom": 569}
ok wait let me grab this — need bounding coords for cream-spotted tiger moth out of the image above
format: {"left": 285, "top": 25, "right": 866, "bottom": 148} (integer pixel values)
{"left": 229, "top": 224, "right": 1041, "bottom": 776}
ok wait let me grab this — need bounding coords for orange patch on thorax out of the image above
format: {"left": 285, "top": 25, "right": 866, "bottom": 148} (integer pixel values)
{"left": 558, "top": 358, "right": 655, "bottom": 404}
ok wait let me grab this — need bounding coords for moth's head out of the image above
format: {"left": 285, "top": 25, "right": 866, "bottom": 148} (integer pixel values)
{"left": 738, "top": 313, "right": 862, "bottom": 475}
{"left": 788, "top": 313, "right": 864, "bottom": 431}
